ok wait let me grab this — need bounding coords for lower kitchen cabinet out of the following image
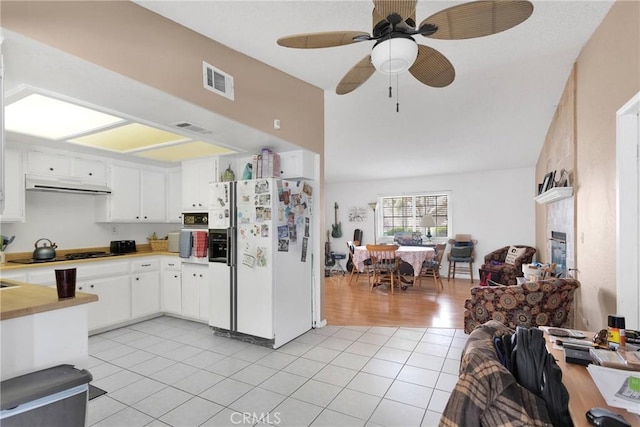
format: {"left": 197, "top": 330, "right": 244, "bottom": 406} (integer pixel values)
{"left": 131, "top": 258, "right": 161, "bottom": 318}
{"left": 182, "top": 263, "right": 209, "bottom": 321}
{"left": 77, "top": 276, "right": 130, "bottom": 331}
{"left": 161, "top": 258, "right": 182, "bottom": 315}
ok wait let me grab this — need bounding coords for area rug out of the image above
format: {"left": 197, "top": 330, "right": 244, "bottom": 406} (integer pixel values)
{"left": 88, "top": 384, "right": 107, "bottom": 401}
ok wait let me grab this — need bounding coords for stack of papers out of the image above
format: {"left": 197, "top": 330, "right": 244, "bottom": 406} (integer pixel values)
{"left": 587, "top": 364, "right": 640, "bottom": 414}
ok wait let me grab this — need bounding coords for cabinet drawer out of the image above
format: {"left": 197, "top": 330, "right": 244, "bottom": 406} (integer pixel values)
{"left": 162, "top": 257, "right": 181, "bottom": 271}
{"left": 27, "top": 268, "right": 57, "bottom": 285}
{"left": 131, "top": 258, "right": 160, "bottom": 273}
{"left": 77, "top": 261, "right": 129, "bottom": 279}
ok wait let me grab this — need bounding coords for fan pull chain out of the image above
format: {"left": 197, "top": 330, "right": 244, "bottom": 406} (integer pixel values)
{"left": 396, "top": 74, "right": 400, "bottom": 113}
{"left": 388, "top": 43, "right": 392, "bottom": 99}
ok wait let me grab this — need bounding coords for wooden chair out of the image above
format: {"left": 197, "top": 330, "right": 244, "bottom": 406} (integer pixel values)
{"left": 347, "top": 240, "right": 360, "bottom": 285}
{"left": 365, "top": 244, "right": 400, "bottom": 294}
{"left": 419, "top": 243, "right": 446, "bottom": 290}
{"left": 447, "top": 234, "right": 478, "bottom": 284}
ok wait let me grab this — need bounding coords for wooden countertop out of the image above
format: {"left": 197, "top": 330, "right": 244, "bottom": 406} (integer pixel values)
{"left": 0, "top": 279, "right": 98, "bottom": 321}
{"left": 0, "top": 246, "right": 179, "bottom": 271}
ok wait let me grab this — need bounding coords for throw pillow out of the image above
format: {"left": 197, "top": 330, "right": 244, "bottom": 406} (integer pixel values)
{"left": 505, "top": 246, "right": 527, "bottom": 265}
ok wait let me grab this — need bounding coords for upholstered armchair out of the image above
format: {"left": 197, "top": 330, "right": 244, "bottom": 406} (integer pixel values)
{"left": 463, "top": 278, "right": 580, "bottom": 334}
{"left": 480, "top": 245, "right": 537, "bottom": 286}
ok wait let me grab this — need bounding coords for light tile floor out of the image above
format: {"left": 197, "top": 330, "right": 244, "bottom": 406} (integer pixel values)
{"left": 88, "top": 316, "right": 467, "bottom": 427}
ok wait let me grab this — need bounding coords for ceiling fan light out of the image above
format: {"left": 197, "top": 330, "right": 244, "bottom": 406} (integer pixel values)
{"left": 370, "top": 38, "right": 418, "bottom": 75}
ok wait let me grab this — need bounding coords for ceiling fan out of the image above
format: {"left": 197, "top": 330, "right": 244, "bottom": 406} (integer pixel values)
{"left": 277, "top": 0, "right": 534, "bottom": 95}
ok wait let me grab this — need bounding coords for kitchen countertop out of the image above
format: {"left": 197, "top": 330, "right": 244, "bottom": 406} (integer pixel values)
{"left": 0, "top": 278, "right": 98, "bottom": 321}
{"left": 0, "top": 245, "right": 179, "bottom": 271}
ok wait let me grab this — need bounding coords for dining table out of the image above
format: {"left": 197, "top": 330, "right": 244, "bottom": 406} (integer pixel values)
{"left": 352, "top": 245, "right": 435, "bottom": 286}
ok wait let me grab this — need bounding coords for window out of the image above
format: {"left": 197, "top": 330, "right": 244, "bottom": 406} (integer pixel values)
{"left": 380, "top": 193, "right": 449, "bottom": 239}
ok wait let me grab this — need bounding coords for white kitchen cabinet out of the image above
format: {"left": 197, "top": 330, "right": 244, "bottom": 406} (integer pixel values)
{"left": 167, "top": 169, "right": 182, "bottom": 223}
{"left": 131, "top": 258, "right": 160, "bottom": 318}
{"left": 77, "top": 275, "right": 131, "bottom": 331}
{"left": 27, "top": 151, "right": 72, "bottom": 177}
{"left": 73, "top": 157, "right": 107, "bottom": 182}
{"left": 0, "top": 149, "right": 25, "bottom": 222}
{"left": 75, "top": 260, "right": 131, "bottom": 332}
{"left": 161, "top": 257, "right": 181, "bottom": 315}
{"left": 182, "top": 158, "right": 218, "bottom": 211}
{"left": 181, "top": 263, "right": 209, "bottom": 321}
{"left": 0, "top": 270, "right": 27, "bottom": 282}
{"left": 279, "top": 150, "right": 316, "bottom": 180}
{"left": 96, "top": 164, "right": 167, "bottom": 222}
{"left": 26, "top": 150, "right": 107, "bottom": 182}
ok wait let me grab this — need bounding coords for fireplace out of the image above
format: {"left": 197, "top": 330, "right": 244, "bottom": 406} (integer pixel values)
{"left": 550, "top": 231, "right": 567, "bottom": 277}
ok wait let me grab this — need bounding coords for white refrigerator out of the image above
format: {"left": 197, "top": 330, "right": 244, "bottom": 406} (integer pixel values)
{"left": 209, "top": 178, "right": 313, "bottom": 348}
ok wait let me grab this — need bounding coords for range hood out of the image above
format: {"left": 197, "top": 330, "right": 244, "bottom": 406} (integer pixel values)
{"left": 25, "top": 175, "right": 112, "bottom": 195}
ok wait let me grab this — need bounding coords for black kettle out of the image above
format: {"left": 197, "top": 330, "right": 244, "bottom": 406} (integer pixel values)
{"left": 33, "top": 238, "right": 57, "bottom": 260}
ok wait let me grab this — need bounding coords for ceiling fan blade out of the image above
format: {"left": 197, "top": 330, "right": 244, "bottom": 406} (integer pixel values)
{"left": 421, "top": 0, "right": 533, "bottom": 40}
{"left": 336, "top": 56, "right": 376, "bottom": 95}
{"left": 409, "top": 45, "right": 455, "bottom": 88}
{"left": 373, "top": 0, "right": 417, "bottom": 23}
{"left": 277, "top": 31, "right": 370, "bottom": 48}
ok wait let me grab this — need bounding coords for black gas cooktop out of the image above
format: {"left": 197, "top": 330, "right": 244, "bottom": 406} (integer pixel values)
{"left": 9, "top": 251, "right": 124, "bottom": 264}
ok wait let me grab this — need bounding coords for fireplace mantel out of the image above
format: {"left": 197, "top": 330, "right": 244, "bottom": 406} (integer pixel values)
{"left": 535, "top": 187, "right": 573, "bottom": 204}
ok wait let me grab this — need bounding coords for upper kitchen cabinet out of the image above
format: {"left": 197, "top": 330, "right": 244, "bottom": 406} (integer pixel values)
{"left": 182, "top": 157, "right": 218, "bottom": 212}
{"left": 27, "top": 150, "right": 107, "bottom": 182}
{"left": 167, "top": 169, "right": 182, "bottom": 223}
{"left": 26, "top": 150, "right": 71, "bottom": 177}
{"left": 279, "top": 150, "right": 316, "bottom": 180}
{"left": 0, "top": 149, "right": 25, "bottom": 222}
{"left": 96, "top": 164, "right": 167, "bottom": 223}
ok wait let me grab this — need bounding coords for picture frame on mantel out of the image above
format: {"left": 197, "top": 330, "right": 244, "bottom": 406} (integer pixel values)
{"left": 541, "top": 171, "right": 554, "bottom": 193}
{"left": 557, "top": 169, "right": 570, "bottom": 187}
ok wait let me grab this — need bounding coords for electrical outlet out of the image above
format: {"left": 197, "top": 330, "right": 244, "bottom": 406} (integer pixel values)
{"left": 111, "top": 225, "right": 118, "bottom": 234}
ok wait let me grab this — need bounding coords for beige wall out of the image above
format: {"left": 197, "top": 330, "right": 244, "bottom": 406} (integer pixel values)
{"left": 536, "top": 0, "right": 640, "bottom": 330}
{"left": 1, "top": 1, "right": 324, "bottom": 155}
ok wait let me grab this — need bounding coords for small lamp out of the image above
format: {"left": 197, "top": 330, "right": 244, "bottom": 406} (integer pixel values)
{"left": 368, "top": 202, "right": 378, "bottom": 244}
{"left": 420, "top": 214, "right": 436, "bottom": 243}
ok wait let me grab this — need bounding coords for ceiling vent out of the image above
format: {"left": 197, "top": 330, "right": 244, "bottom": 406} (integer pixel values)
{"left": 172, "top": 121, "right": 214, "bottom": 135}
{"left": 203, "top": 62, "right": 234, "bottom": 101}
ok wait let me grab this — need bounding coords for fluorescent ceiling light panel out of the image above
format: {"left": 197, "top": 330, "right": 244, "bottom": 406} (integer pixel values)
{"left": 133, "top": 141, "right": 236, "bottom": 162}
{"left": 5, "top": 94, "right": 124, "bottom": 139}
{"left": 68, "top": 123, "right": 187, "bottom": 152}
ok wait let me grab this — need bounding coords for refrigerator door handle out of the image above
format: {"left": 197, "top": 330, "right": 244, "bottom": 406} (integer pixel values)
{"left": 228, "top": 227, "right": 236, "bottom": 267}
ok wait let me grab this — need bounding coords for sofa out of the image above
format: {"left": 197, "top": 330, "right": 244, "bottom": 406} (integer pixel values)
{"left": 440, "top": 321, "right": 552, "bottom": 426}
{"left": 479, "top": 245, "right": 537, "bottom": 286}
{"left": 463, "top": 278, "right": 580, "bottom": 334}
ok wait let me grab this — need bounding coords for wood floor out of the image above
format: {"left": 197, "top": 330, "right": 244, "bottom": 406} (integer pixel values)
{"left": 323, "top": 270, "right": 472, "bottom": 329}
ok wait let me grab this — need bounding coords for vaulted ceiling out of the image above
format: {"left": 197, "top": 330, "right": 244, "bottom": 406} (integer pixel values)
{"left": 3, "top": 1, "right": 614, "bottom": 182}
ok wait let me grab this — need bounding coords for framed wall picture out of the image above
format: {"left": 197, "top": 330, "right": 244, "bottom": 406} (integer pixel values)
{"left": 542, "top": 172, "right": 553, "bottom": 193}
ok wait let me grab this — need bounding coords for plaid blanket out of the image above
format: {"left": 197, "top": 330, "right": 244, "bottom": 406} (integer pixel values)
{"left": 439, "top": 321, "right": 552, "bottom": 427}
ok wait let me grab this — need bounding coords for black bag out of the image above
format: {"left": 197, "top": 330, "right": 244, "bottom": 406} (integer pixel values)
{"left": 494, "top": 327, "right": 573, "bottom": 427}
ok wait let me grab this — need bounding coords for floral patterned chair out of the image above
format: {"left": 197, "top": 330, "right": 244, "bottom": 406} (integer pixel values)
{"left": 463, "top": 278, "right": 580, "bottom": 334}
{"left": 479, "top": 245, "right": 537, "bottom": 286}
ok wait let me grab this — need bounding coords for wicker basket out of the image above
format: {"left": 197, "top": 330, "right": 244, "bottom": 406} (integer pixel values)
{"left": 149, "top": 239, "right": 168, "bottom": 251}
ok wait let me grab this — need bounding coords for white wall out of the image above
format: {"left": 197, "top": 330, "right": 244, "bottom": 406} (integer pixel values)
{"left": 325, "top": 167, "right": 536, "bottom": 279}
{"left": 1, "top": 191, "right": 178, "bottom": 253}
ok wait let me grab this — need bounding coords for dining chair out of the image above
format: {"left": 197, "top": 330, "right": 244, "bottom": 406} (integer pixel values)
{"left": 419, "top": 243, "right": 446, "bottom": 290}
{"left": 347, "top": 240, "right": 360, "bottom": 285}
{"left": 365, "top": 244, "right": 400, "bottom": 294}
{"left": 447, "top": 234, "right": 478, "bottom": 284}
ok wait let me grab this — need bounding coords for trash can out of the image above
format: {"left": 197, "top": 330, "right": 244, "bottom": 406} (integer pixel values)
{"left": 0, "top": 364, "right": 92, "bottom": 427}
